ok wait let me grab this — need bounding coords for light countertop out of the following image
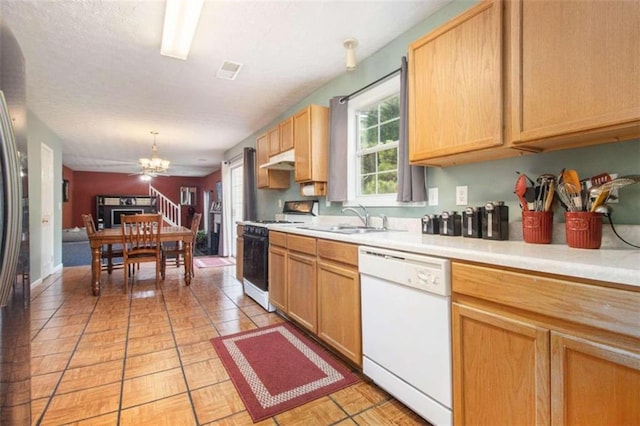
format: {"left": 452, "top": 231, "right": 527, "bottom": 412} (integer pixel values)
{"left": 269, "top": 225, "right": 640, "bottom": 288}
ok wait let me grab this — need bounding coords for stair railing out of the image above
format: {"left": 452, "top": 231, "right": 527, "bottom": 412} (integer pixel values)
{"left": 149, "top": 184, "right": 181, "bottom": 227}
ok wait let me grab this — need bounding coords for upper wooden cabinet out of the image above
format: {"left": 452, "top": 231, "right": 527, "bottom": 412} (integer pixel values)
{"left": 256, "top": 133, "right": 289, "bottom": 189}
{"left": 293, "top": 105, "right": 329, "bottom": 183}
{"left": 267, "top": 125, "right": 280, "bottom": 157}
{"left": 408, "top": 0, "right": 640, "bottom": 167}
{"left": 279, "top": 116, "right": 294, "bottom": 152}
{"left": 510, "top": 0, "right": 640, "bottom": 151}
{"left": 408, "top": 0, "right": 515, "bottom": 166}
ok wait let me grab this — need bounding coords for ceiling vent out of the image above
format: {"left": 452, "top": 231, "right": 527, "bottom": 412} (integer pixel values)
{"left": 216, "top": 60, "right": 243, "bottom": 80}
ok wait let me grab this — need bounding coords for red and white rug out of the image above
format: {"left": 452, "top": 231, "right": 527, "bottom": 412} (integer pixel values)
{"left": 211, "top": 322, "right": 359, "bottom": 422}
{"left": 194, "top": 256, "right": 235, "bottom": 268}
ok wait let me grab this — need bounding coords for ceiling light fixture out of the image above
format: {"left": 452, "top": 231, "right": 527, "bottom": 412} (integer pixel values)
{"left": 344, "top": 38, "right": 358, "bottom": 71}
{"left": 160, "top": 0, "right": 204, "bottom": 60}
{"left": 139, "top": 131, "right": 170, "bottom": 178}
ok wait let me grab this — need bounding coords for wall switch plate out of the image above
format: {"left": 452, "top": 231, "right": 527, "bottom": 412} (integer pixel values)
{"left": 428, "top": 187, "right": 439, "bottom": 206}
{"left": 456, "top": 186, "right": 468, "bottom": 206}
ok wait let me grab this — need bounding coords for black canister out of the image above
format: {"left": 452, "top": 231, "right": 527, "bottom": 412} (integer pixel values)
{"left": 440, "top": 211, "right": 462, "bottom": 236}
{"left": 482, "top": 201, "right": 509, "bottom": 240}
{"left": 421, "top": 214, "right": 440, "bottom": 234}
{"left": 462, "top": 207, "right": 483, "bottom": 238}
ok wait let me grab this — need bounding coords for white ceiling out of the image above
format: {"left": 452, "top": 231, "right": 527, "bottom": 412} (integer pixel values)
{"left": 1, "top": 0, "right": 449, "bottom": 177}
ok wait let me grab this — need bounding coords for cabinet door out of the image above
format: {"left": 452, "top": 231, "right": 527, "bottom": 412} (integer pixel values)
{"left": 279, "top": 116, "right": 294, "bottom": 152}
{"left": 511, "top": 0, "right": 640, "bottom": 149}
{"left": 287, "top": 252, "right": 317, "bottom": 333}
{"left": 452, "top": 303, "right": 550, "bottom": 426}
{"left": 409, "top": 0, "right": 504, "bottom": 165}
{"left": 551, "top": 332, "right": 640, "bottom": 426}
{"left": 268, "top": 245, "right": 287, "bottom": 312}
{"left": 317, "top": 260, "right": 361, "bottom": 367}
{"left": 293, "top": 105, "right": 328, "bottom": 183}
{"left": 267, "top": 126, "right": 280, "bottom": 157}
{"left": 293, "top": 107, "right": 312, "bottom": 182}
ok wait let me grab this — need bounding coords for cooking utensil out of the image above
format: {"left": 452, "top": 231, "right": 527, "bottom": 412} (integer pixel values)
{"left": 544, "top": 179, "right": 555, "bottom": 212}
{"left": 562, "top": 169, "right": 582, "bottom": 211}
{"left": 515, "top": 174, "right": 529, "bottom": 211}
{"left": 591, "top": 175, "right": 640, "bottom": 195}
{"left": 558, "top": 182, "right": 580, "bottom": 212}
{"left": 589, "top": 173, "right": 612, "bottom": 212}
{"left": 590, "top": 172, "right": 611, "bottom": 187}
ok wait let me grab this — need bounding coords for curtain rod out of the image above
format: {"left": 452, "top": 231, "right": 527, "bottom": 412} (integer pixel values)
{"left": 339, "top": 67, "right": 401, "bottom": 104}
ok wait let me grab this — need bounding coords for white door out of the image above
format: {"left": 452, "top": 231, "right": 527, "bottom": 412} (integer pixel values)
{"left": 40, "top": 144, "right": 54, "bottom": 276}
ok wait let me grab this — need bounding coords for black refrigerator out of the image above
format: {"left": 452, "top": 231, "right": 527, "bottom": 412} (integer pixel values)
{"left": 0, "top": 20, "right": 31, "bottom": 424}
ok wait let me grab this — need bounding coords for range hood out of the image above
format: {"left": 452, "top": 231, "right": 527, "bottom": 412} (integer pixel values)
{"left": 260, "top": 149, "right": 295, "bottom": 171}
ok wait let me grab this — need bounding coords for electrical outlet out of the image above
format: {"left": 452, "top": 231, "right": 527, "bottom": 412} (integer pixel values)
{"left": 456, "top": 186, "right": 468, "bottom": 206}
{"left": 428, "top": 187, "right": 439, "bottom": 206}
{"left": 278, "top": 199, "right": 283, "bottom": 208}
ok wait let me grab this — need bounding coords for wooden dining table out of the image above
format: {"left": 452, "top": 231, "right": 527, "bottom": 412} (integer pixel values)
{"left": 88, "top": 226, "right": 194, "bottom": 296}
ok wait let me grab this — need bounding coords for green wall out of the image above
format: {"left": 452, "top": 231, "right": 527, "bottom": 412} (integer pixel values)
{"left": 225, "top": 0, "right": 639, "bottom": 225}
{"left": 28, "top": 110, "right": 63, "bottom": 283}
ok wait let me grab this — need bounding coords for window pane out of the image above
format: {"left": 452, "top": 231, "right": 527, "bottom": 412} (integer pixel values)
{"left": 358, "top": 107, "right": 378, "bottom": 128}
{"left": 378, "top": 171, "right": 398, "bottom": 194}
{"left": 380, "top": 119, "right": 399, "bottom": 144}
{"left": 360, "top": 174, "right": 376, "bottom": 195}
{"left": 360, "top": 153, "right": 376, "bottom": 175}
{"left": 380, "top": 96, "right": 400, "bottom": 122}
{"left": 359, "top": 126, "right": 378, "bottom": 149}
{"left": 378, "top": 148, "right": 397, "bottom": 172}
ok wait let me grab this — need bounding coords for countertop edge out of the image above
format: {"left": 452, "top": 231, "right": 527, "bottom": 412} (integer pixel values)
{"left": 267, "top": 225, "right": 640, "bottom": 288}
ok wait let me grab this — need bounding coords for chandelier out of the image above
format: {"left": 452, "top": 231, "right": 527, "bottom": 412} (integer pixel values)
{"left": 139, "top": 131, "right": 170, "bottom": 177}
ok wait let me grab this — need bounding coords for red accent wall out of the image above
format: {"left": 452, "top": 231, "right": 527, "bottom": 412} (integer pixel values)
{"left": 66, "top": 170, "right": 222, "bottom": 229}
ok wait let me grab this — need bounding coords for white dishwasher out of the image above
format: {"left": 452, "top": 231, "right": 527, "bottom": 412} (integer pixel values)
{"left": 359, "top": 246, "right": 452, "bottom": 426}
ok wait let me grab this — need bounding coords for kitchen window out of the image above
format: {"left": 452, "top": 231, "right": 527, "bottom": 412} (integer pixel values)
{"left": 347, "top": 75, "right": 400, "bottom": 206}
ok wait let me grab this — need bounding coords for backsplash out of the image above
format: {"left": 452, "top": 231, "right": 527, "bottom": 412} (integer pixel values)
{"left": 313, "top": 214, "right": 639, "bottom": 250}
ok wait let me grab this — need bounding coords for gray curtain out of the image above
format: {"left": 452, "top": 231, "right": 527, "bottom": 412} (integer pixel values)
{"left": 242, "top": 147, "right": 257, "bottom": 221}
{"left": 397, "top": 56, "right": 426, "bottom": 202}
{"left": 327, "top": 96, "right": 348, "bottom": 202}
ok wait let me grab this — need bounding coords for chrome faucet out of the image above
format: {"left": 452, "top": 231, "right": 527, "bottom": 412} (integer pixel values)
{"left": 341, "top": 204, "right": 370, "bottom": 227}
{"left": 378, "top": 214, "right": 388, "bottom": 230}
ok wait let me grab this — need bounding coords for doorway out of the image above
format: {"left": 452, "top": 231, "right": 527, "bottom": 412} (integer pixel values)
{"left": 229, "top": 160, "right": 243, "bottom": 257}
{"left": 40, "top": 143, "right": 54, "bottom": 277}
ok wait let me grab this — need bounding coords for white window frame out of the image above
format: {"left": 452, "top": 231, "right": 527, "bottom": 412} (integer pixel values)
{"left": 346, "top": 75, "right": 402, "bottom": 207}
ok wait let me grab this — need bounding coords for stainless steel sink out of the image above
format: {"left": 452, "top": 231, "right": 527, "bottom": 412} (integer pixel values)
{"left": 296, "top": 225, "right": 389, "bottom": 234}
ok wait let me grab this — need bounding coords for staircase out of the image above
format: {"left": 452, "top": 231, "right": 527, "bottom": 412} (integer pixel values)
{"left": 149, "top": 185, "right": 181, "bottom": 227}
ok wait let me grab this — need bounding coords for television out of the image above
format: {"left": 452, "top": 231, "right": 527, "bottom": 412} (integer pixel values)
{"left": 111, "top": 208, "right": 144, "bottom": 227}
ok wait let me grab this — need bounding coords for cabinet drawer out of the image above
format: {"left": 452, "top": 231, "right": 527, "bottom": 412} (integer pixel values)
{"left": 452, "top": 262, "right": 640, "bottom": 338}
{"left": 317, "top": 240, "right": 358, "bottom": 266}
{"left": 269, "top": 231, "right": 287, "bottom": 247}
{"left": 287, "top": 234, "right": 316, "bottom": 255}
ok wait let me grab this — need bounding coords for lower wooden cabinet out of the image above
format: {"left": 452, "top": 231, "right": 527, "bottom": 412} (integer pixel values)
{"left": 452, "top": 261, "right": 640, "bottom": 426}
{"left": 318, "top": 258, "right": 361, "bottom": 366}
{"left": 550, "top": 332, "right": 640, "bottom": 425}
{"left": 287, "top": 251, "right": 317, "bottom": 333}
{"left": 452, "top": 303, "right": 550, "bottom": 425}
{"left": 269, "top": 233, "right": 362, "bottom": 367}
{"left": 268, "top": 244, "right": 287, "bottom": 312}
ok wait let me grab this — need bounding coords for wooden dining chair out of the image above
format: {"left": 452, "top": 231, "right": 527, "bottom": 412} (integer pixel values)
{"left": 161, "top": 212, "right": 201, "bottom": 279}
{"left": 120, "top": 213, "right": 163, "bottom": 293}
{"left": 81, "top": 213, "right": 124, "bottom": 274}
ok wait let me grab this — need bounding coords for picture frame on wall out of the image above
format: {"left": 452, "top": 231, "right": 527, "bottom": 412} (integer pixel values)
{"left": 62, "top": 179, "right": 69, "bottom": 202}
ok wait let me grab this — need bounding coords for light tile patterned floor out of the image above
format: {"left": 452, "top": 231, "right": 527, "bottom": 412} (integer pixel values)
{"left": 30, "top": 262, "right": 431, "bottom": 425}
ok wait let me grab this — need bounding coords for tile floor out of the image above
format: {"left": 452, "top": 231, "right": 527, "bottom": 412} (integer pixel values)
{"left": 30, "top": 261, "right": 430, "bottom": 425}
